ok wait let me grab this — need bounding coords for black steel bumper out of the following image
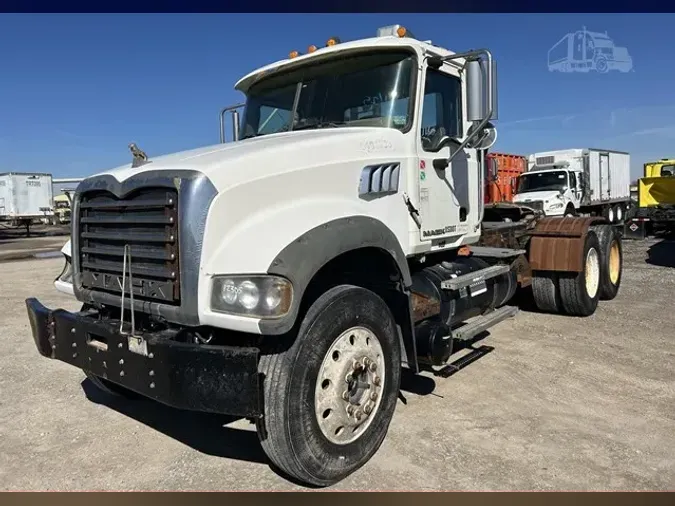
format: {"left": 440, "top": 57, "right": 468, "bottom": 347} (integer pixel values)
{"left": 25, "top": 297, "right": 262, "bottom": 417}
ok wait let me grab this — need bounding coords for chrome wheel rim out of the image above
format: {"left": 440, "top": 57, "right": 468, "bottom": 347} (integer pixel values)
{"left": 585, "top": 247, "right": 600, "bottom": 298}
{"left": 314, "top": 326, "right": 385, "bottom": 445}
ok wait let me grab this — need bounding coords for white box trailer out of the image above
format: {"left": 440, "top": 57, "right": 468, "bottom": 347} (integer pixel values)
{"left": 0, "top": 172, "right": 54, "bottom": 227}
{"left": 514, "top": 148, "right": 631, "bottom": 223}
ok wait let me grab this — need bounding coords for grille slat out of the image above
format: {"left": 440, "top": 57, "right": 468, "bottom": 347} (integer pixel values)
{"left": 81, "top": 231, "right": 175, "bottom": 243}
{"left": 78, "top": 188, "right": 180, "bottom": 305}
{"left": 81, "top": 245, "right": 174, "bottom": 261}
{"left": 81, "top": 216, "right": 174, "bottom": 225}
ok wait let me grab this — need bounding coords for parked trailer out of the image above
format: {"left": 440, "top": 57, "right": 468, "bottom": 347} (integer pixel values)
{"left": 0, "top": 172, "right": 54, "bottom": 234}
{"left": 485, "top": 152, "right": 527, "bottom": 204}
{"left": 513, "top": 148, "right": 631, "bottom": 224}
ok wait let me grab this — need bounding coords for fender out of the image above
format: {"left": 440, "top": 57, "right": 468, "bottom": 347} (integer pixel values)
{"left": 262, "top": 215, "right": 413, "bottom": 335}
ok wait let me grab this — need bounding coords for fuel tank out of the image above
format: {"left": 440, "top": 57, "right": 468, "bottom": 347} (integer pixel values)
{"left": 410, "top": 257, "right": 518, "bottom": 366}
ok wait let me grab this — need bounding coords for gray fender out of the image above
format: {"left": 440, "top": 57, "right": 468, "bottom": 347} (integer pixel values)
{"left": 261, "top": 216, "right": 413, "bottom": 336}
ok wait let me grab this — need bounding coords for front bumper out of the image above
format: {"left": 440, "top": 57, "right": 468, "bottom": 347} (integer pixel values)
{"left": 25, "top": 298, "right": 262, "bottom": 417}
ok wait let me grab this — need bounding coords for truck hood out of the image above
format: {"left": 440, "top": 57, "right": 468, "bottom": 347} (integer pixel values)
{"left": 91, "top": 128, "right": 406, "bottom": 191}
{"left": 513, "top": 190, "right": 562, "bottom": 203}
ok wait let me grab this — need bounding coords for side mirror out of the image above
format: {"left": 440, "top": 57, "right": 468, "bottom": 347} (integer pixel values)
{"left": 466, "top": 58, "right": 498, "bottom": 122}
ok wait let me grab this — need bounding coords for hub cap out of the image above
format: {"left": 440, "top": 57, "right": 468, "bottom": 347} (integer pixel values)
{"left": 314, "top": 326, "right": 385, "bottom": 445}
{"left": 585, "top": 247, "right": 600, "bottom": 298}
{"left": 609, "top": 240, "right": 621, "bottom": 284}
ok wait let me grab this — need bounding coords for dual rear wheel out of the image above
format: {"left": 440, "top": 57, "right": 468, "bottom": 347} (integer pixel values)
{"left": 532, "top": 224, "right": 622, "bottom": 316}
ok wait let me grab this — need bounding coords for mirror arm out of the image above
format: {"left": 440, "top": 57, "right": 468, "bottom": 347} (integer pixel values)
{"left": 439, "top": 49, "right": 494, "bottom": 165}
{"left": 219, "top": 102, "right": 245, "bottom": 143}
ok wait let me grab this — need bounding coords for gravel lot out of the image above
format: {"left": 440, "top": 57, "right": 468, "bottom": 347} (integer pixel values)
{"left": 1, "top": 238, "right": 674, "bottom": 491}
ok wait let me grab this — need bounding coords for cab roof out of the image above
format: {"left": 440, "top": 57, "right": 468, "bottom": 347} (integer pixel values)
{"left": 234, "top": 29, "right": 460, "bottom": 93}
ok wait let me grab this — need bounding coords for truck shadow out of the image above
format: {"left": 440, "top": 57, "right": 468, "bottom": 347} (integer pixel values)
{"left": 646, "top": 238, "right": 675, "bottom": 268}
{"left": 80, "top": 378, "right": 269, "bottom": 465}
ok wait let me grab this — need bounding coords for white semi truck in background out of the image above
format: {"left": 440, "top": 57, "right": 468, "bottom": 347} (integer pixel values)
{"left": 26, "top": 25, "right": 624, "bottom": 487}
{"left": 513, "top": 148, "right": 631, "bottom": 223}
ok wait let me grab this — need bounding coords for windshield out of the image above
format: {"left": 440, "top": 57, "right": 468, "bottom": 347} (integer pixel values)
{"left": 241, "top": 51, "right": 415, "bottom": 139}
{"left": 517, "top": 170, "right": 568, "bottom": 193}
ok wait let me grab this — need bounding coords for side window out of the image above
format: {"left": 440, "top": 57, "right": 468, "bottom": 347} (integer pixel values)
{"left": 420, "top": 68, "right": 462, "bottom": 151}
{"left": 661, "top": 165, "right": 675, "bottom": 176}
{"left": 569, "top": 172, "right": 577, "bottom": 190}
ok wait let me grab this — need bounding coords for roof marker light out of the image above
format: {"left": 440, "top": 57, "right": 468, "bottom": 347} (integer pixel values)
{"left": 308, "top": 45, "right": 318, "bottom": 53}
{"left": 326, "top": 36, "right": 341, "bottom": 47}
{"left": 289, "top": 50, "right": 300, "bottom": 58}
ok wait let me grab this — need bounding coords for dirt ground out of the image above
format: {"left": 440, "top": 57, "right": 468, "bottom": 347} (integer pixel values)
{"left": 0, "top": 238, "right": 673, "bottom": 491}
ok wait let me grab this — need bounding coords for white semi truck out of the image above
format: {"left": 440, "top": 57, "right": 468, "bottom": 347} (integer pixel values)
{"left": 26, "top": 25, "right": 624, "bottom": 487}
{"left": 513, "top": 148, "right": 632, "bottom": 223}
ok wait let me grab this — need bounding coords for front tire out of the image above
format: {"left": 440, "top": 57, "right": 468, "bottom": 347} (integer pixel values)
{"left": 256, "top": 285, "right": 402, "bottom": 487}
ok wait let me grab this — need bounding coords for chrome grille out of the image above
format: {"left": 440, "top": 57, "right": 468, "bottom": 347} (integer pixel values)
{"left": 77, "top": 187, "right": 180, "bottom": 304}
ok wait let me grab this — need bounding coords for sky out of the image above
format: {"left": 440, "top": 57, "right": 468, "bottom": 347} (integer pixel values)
{"left": 1, "top": 13, "right": 674, "bottom": 183}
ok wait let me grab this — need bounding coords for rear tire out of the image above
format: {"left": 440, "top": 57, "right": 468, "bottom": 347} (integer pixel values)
{"left": 590, "top": 224, "right": 623, "bottom": 300}
{"left": 558, "top": 230, "right": 601, "bottom": 316}
{"left": 256, "top": 285, "right": 402, "bottom": 487}
{"left": 532, "top": 273, "right": 561, "bottom": 313}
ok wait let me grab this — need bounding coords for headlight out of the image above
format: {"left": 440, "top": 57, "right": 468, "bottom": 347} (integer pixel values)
{"left": 211, "top": 275, "right": 293, "bottom": 318}
{"left": 548, "top": 202, "right": 564, "bottom": 210}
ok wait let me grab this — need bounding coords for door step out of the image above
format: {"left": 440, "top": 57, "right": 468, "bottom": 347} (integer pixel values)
{"left": 452, "top": 305, "right": 518, "bottom": 342}
{"left": 440, "top": 264, "right": 510, "bottom": 291}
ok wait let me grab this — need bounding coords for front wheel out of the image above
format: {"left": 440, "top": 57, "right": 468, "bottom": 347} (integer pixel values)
{"left": 256, "top": 285, "right": 402, "bottom": 487}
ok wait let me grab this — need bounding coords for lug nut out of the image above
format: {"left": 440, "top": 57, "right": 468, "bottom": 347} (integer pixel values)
{"left": 120, "top": 371, "right": 125, "bottom": 377}
{"left": 347, "top": 405, "right": 354, "bottom": 415}
{"left": 118, "top": 343, "right": 123, "bottom": 349}
{"left": 373, "top": 375, "right": 381, "bottom": 386}
{"left": 345, "top": 373, "right": 353, "bottom": 383}
{"left": 71, "top": 342, "right": 77, "bottom": 348}
{"left": 71, "top": 328, "right": 76, "bottom": 334}
{"left": 150, "top": 382, "right": 155, "bottom": 389}
{"left": 364, "top": 404, "right": 372, "bottom": 415}
{"left": 342, "top": 390, "right": 350, "bottom": 401}
{"left": 363, "top": 357, "right": 371, "bottom": 367}
{"left": 354, "top": 410, "right": 362, "bottom": 420}
{"left": 149, "top": 370, "right": 154, "bottom": 377}
{"left": 119, "top": 359, "right": 124, "bottom": 365}
{"left": 370, "top": 392, "right": 378, "bottom": 401}
{"left": 369, "top": 362, "right": 377, "bottom": 372}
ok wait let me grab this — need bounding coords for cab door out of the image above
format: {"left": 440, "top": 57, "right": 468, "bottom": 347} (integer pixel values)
{"left": 415, "top": 60, "right": 476, "bottom": 244}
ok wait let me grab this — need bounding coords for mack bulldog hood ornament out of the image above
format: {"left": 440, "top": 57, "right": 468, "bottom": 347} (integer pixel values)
{"left": 129, "top": 142, "right": 151, "bottom": 168}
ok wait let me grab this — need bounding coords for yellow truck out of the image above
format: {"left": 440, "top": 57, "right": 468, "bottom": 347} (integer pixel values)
{"left": 625, "top": 158, "right": 675, "bottom": 238}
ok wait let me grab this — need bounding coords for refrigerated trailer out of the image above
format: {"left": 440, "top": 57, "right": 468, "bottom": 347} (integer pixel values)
{"left": 0, "top": 172, "right": 54, "bottom": 233}
{"left": 513, "top": 149, "right": 631, "bottom": 223}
